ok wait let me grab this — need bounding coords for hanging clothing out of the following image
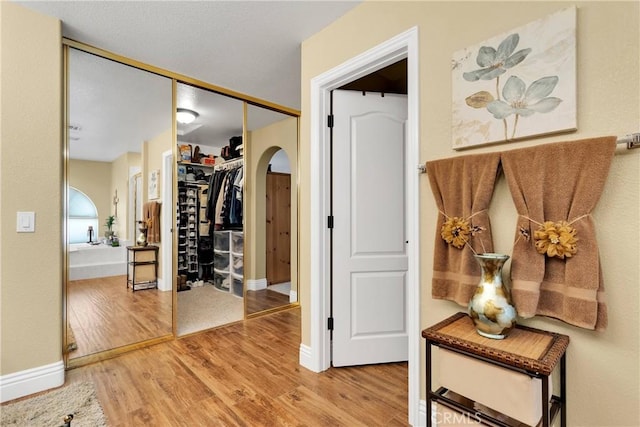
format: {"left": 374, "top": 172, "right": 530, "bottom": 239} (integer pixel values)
{"left": 207, "top": 163, "right": 243, "bottom": 231}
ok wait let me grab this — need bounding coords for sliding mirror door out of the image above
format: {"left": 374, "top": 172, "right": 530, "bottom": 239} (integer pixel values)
{"left": 65, "top": 47, "right": 173, "bottom": 366}
{"left": 245, "top": 104, "right": 298, "bottom": 315}
{"left": 175, "top": 83, "right": 245, "bottom": 336}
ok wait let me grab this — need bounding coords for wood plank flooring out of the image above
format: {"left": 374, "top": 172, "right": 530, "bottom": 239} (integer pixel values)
{"left": 66, "top": 307, "right": 409, "bottom": 426}
{"left": 67, "top": 275, "right": 172, "bottom": 359}
{"left": 245, "top": 288, "right": 291, "bottom": 314}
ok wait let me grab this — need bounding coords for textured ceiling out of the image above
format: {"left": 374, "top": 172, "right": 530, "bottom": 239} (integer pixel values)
{"left": 20, "top": 1, "right": 360, "bottom": 109}
{"left": 18, "top": 1, "right": 360, "bottom": 161}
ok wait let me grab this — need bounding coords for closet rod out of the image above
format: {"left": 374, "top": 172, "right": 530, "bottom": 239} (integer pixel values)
{"left": 417, "top": 132, "right": 640, "bottom": 174}
{"left": 214, "top": 157, "right": 243, "bottom": 170}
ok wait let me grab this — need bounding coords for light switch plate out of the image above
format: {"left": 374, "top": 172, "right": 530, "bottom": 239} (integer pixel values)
{"left": 17, "top": 211, "right": 35, "bottom": 232}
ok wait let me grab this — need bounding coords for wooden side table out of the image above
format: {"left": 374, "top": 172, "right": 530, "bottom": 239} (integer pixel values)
{"left": 422, "top": 312, "right": 569, "bottom": 427}
{"left": 126, "top": 245, "right": 159, "bottom": 291}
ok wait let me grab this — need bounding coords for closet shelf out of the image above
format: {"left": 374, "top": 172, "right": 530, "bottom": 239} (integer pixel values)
{"left": 178, "top": 161, "right": 216, "bottom": 168}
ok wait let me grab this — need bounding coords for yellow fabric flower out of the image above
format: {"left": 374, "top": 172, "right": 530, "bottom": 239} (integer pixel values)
{"left": 441, "top": 217, "right": 471, "bottom": 249}
{"left": 533, "top": 220, "right": 578, "bottom": 259}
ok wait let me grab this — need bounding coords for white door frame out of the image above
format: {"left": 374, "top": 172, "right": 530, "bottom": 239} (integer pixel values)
{"left": 160, "top": 150, "right": 173, "bottom": 292}
{"left": 305, "top": 27, "right": 421, "bottom": 425}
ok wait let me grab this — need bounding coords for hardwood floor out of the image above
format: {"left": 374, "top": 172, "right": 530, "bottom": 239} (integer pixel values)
{"left": 245, "top": 288, "right": 291, "bottom": 314}
{"left": 66, "top": 307, "right": 409, "bottom": 426}
{"left": 67, "top": 275, "right": 172, "bottom": 359}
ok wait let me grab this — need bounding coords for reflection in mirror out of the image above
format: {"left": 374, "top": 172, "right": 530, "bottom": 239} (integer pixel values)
{"left": 66, "top": 47, "right": 173, "bottom": 364}
{"left": 245, "top": 105, "right": 298, "bottom": 315}
{"left": 175, "top": 83, "right": 245, "bottom": 336}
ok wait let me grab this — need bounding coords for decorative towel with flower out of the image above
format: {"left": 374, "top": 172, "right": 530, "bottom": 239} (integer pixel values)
{"left": 426, "top": 152, "right": 502, "bottom": 306}
{"left": 501, "top": 136, "right": 617, "bottom": 330}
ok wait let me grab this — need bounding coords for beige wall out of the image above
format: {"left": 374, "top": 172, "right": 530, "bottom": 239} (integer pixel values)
{"left": 143, "top": 128, "right": 172, "bottom": 280}
{"left": 110, "top": 152, "right": 136, "bottom": 241}
{"left": 69, "top": 160, "right": 112, "bottom": 238}
{"left": 0, "top": 3, "right": 62, "bottom": 375}
{"left": 246, "top": 116, "right": 298, "bottom": 293}
{"left": 300, "top": 2, "right": 639, "bottom": 425}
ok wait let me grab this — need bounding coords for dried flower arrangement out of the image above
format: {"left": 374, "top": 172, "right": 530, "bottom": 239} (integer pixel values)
{"left": 440, "top": 215, "right": 486, "bottom": 254}
{"left": 138, "top": 218, "right": 153, "bottom": 230}
{"left": 533, "top": 220, "right": 578, "bottom": 259}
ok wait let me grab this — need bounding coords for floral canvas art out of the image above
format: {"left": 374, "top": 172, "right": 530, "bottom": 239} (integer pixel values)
{"left": 452, "top": 7, "right": 576, "bottom": 149}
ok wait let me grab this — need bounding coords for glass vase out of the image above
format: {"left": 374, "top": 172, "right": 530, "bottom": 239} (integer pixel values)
{"left": 468, "top": 253, "right": 517, "bottom": 339}
{"left": 136, "top": 227, "right": 148, "bottom": 247}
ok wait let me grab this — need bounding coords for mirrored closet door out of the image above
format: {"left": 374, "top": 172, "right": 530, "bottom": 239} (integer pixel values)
{"left": 65, "top": 47, "right": 173, "bottom": 365}
{"left": 65, "top": 40, "right": 301, "bottom": 366}
{"left": 174, "top": 83, "right": 245, "bottom": 336}
{"left": 244, "top": 104, "right": 299, "bottom": 316}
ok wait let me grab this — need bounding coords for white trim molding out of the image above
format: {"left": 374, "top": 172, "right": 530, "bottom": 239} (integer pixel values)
{"left": 307, "top": 26, "right": 421, "bottom": 425}
{"left": 160, "top": 150, "right": 173, "bottom": 292}
{"left": 0, "top": 360, "right": 65, "bottom": 403}
{"left": 298, "top": 343, "right": 317, "bottom": 372}
{"left": 246, "top": 278, "right": 267, "bottom": 291}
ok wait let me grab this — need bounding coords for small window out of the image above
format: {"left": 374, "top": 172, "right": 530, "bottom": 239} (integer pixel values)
{"left": 68, "top": 187, "right": 99, "bottom": 244}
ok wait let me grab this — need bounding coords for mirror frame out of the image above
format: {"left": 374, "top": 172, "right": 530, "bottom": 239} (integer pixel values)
{"left": 62, "top": 38, "right": 300, "bottom": 369}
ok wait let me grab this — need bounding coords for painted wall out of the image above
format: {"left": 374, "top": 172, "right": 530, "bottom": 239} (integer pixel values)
{"left": 143, "top": 128, "right": 172, "bottom": 280}
{"left": 246, "top": 116, "right": 298, "bottom": 292}
{"left": 0, "top": 3, "right": 62, "bottom": 376}
{"left": 110, "top": 152, "right": 138, "bottom": 241}
{"left": 300, "top": 2, "right": 639, "bottom": 425}
{"left": 68, "top": 160, "right": 112, "bottom": 238}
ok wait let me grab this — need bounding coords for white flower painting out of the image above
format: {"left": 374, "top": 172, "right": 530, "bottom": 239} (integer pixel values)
{"left": 452, "top": 7, "right": 576, "bottom": 149}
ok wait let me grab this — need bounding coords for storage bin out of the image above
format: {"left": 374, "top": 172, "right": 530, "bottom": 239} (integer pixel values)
{"left": 214, "top": 252, "right": 229, "bottom": 271}
{"left": 232, "top": 255, "right": 244, "bottom": 276}
{"left": 213, "top": 271, "right": 230, "bottom": 291}
{"left": 214, "top": 231, "right": 230, "bottom": 251}
{"left": 232, "top": 231, "right": 243, "bottom": 253}
{"left": 232, "top": 275, "right": 243, "bottom": 297}
{"left": 438, "top": 348, "right": 552, "bottom": 426}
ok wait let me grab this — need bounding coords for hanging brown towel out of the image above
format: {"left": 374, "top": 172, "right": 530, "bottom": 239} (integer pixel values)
{"left": 143, "top": 201, "right": 162, "bottom": 243}
{"left": 501, "top": 136, "right": 616, "bottom": 330}
{"left": 426, "top": 152, "right": 501, "bottom": 306}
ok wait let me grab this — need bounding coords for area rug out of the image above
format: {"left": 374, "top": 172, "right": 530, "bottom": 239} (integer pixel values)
{"left": 177, "top": 283, "right": 243, "bottom": 336}
{"left": 1, "top": 381, "right": 107, "bottom": 427}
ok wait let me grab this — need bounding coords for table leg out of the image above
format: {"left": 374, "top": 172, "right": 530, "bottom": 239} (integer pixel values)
{"left": 426, "top": 340, "right": 432, "bottom": 427}
{"left": 542, "top": 372, "right": 549, "bottom": 427}
{"left": 561, "top": 353, "right": 566, "bottom": 427}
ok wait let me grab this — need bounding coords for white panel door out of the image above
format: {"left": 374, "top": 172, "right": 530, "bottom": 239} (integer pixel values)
{"left": 332, "top": 89, "right": 408, "bottom": 367}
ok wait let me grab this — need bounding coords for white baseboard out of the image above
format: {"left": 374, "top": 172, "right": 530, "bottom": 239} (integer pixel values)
{"left": 0, "top": 360, "right": 65, "bottom": 403}
{"left": 157, "top": 277, "right": 171, "bottom": 292}
{"left": 246, "top": 278, "right": 267, "bottom": 291}
{"left": 289, "top": 290, "right": 298, "bottom": 303}
{"left": 299, "top": 343, "right": 317, "bottom": 372}
{"left": 418, "top": 399, "right": 428, "bottom": 426}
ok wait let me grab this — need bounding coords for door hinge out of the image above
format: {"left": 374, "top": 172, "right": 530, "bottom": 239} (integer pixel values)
{"left": 327, "top": 114, "right": 334, "bottom": 128}
{"left": 327, "top": 317, "right": 334, "bottom": 331}
{"left": 327, "top": 216, "right": 334, "bottom": 229}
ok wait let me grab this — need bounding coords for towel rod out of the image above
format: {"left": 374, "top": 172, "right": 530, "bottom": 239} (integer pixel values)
{"left": 617, "top": 133, "right": 640, "bottom": 149}
{"left": 418, "top": 132, "right": 640, "bottom": 174}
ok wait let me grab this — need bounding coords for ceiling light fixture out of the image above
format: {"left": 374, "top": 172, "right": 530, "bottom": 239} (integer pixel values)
{"left": 176, "top": 108, "right": 199, "bottom": 124}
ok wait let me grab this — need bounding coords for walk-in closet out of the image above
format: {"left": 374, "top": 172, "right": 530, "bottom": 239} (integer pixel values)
{"left": 175, "top": 83, "right": 246, "bottom": 335}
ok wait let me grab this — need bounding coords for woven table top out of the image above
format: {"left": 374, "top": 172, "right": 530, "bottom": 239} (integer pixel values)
{"left": 422, "top": 312, "right": 569, "bottom": 375}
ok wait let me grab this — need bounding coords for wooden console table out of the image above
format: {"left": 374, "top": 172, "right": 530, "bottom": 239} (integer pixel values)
{"left": 126, "top": 245, "right": 159, "bottom": 291}
{"left": 422, "top": 312, "right": 569, "bottom": 427}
